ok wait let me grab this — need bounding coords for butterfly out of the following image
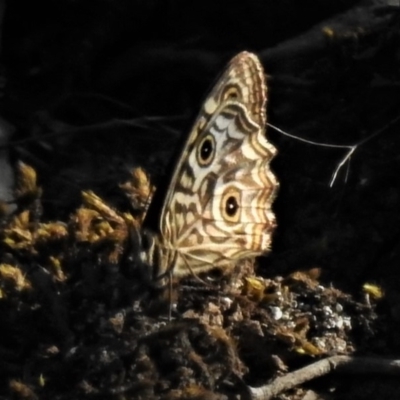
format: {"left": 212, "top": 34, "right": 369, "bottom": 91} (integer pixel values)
{"left": 141, "top": 51, "right": 278, "bottom": 281}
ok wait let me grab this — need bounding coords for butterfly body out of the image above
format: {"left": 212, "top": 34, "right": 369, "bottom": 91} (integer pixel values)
{"left": 142, "top": 52, "right": 278, "bottom": 279}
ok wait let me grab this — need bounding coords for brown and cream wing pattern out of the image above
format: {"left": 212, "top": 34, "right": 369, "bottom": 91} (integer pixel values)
{"left": 153, "top": 52, "right": 278, "bottom": 277}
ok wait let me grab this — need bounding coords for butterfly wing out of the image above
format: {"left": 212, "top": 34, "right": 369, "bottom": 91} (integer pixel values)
{"left": 159, "top": 52, "right": 278, "bottom": 277}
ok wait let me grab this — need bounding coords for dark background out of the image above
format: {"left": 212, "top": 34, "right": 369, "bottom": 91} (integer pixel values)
{"left": 3, "top": 0, "right": 400, "bottom": 289}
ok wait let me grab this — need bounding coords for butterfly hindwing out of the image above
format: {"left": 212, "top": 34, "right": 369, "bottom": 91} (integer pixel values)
{"left": 152, "top": 52, "right": 278, "bottom": 277}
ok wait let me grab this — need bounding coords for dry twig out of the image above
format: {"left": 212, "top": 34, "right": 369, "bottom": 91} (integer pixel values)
{"left": 245, "top": 355, "right": 400, "bottom": 400}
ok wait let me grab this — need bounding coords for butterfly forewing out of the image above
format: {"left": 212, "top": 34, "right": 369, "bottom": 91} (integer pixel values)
{"left": 148, "top": 52, "right": 278, "bottom": 278}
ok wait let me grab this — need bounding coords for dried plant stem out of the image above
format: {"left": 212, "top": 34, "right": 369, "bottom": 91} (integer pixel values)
{"left": 246, "top": 355, "right": 400, "bottom": 400}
